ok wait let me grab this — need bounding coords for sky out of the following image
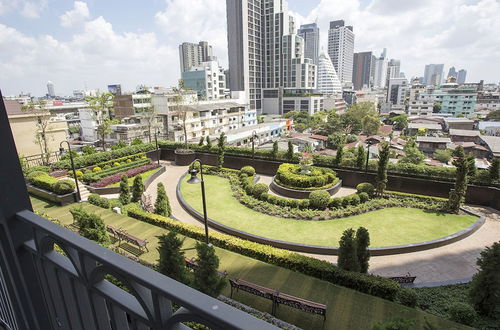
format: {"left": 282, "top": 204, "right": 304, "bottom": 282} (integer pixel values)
{"left": 0, "top": 0, "right": 499, "bottom": 96}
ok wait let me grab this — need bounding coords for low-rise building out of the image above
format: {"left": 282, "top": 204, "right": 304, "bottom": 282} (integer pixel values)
{"left": 407, "top": 122, "right": 443, "bottom": 136}
{"left": 416, "top": 136, "right": 451, "bottom": 153}
{"left": 225, "top": 120, "right": 292, "bottom": 146}
{"left": 475, "top": 91, "right": 500, "bottom": 112}
{"left": 444, "top": 118, "right": 474, "bottom": 130}
{"left": 449, "top": 129, "right": 481, "bottom": 143}
{"left": 263, "top": 91, "right": 324, "bottom": 116}
{"left": 478, "top": 121, "right": 500, "bottom": 136}
{"left": 182, "top": 60, "right": 227, "bottom": 100}
{"left": 418, "top": 83, "right": 477, "bottom": 118}
{"left": 479, "top": 135, "right": 500, "bottom": 158}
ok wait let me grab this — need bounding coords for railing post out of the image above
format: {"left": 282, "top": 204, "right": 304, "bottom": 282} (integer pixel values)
{"left": 0, "top": 91, "right": 52, "bottom": 329}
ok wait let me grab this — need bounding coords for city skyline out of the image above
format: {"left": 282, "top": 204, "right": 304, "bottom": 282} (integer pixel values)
{"left": 1, "top": 0, "right": 499, "bottom": 96}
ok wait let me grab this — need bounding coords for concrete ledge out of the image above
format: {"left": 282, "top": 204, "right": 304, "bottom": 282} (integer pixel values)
{"left": 176, "top": 173, "right": 485, "bottom": 256}
{"left": 174, "top": 150, "right": 196, "bottom": 166}
{"left": 87, "top": 166, "right": 165, "bottom": 195}
{"left": 270, "top": 178, "right": 342, "bottom": 199}
{"left": 27, "top": 184, "right": 76, "bottom": 206}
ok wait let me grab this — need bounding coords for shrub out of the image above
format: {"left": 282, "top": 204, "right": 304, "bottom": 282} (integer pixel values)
{"left": 25, "top": 166, "right": 50, "bottom": 175}
{"left": 356, "top": 182, "right": 375, "bottom": 196}
{"left": 245, "top": 184, "right": 255, "bottom": 195}
{"left": 92, "top": 166, "right": 102, "bottom": 172}
{"left": 127, "top": 159, "right": 132, "bottom": 163}
{"left": 113, "top": 162, "right": 120, "bottom": 167}
{"left": 26, "top": 170, "right": 48, "bottom": 183}
{"left": 157, "top": 232, "right": 191, "bottom": 285}
{"left": 358, "top": 192, "right": 370, "bottom": 203}
{"left": 127, "top": 208, "right": 401, "bottom": 301}
{"left": 397, "top": 289, "right": 418, "bottom": 308}
{"left": 193, "top": 242, "right": 226, "bottom": 297}
{"left": 75, "top": 170, "right": 83, "bottom": 179}
{"left": 240, "top": 166, "right": 256, "bottom": 177}
{"left": 356, "top": 227, "right": 370, "bottom": 274}
{"left": 448, "top": 302, "right": 476, "bottom": 326}
{"left": 70, "top": 207, "right": 110, "bottom": 246}
{"left": 350, "top": 194, "right": 361, "bottom": 206}
{"left": 372, "top": 318, "right": 416, "bottom": 330}
{"left": 275, "top": 163, "right": 338, "bottom": 190}
{"left": 119, "top": 175, "right": 130, "bottom": 205}
{"left": 252, "top": 183, "right": 268, "bottom": 198}
{"left": 155, "top": 183, "right": 171, "bottom": 217}
{"left": 341, "top": 196, "right": 351, "bottom": 208}
{"left": 131, "top": 175, "right": 144, "bottom": 202}
{"left": 337, "top": 228, "right": 360, "bottom": 272}
{"left": 88, "top": 194, "right": 111, "bottom": 209}
{"left": 329, "top": 198, "right": 342, "bottom": 209}
{"left": 52, "top": 180, "right": 75, "bottom": 195}
{"left": 89, "top": 162, "right": 157, "bottom": 187}
{"left": 308, "top": 190, "right": 331, "bottom": 210}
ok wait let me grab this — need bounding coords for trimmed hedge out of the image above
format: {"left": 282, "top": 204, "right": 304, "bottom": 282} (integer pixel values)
{"left": 82, "top": 158, "right": 151, "bottom": 184}
{"left": 88, "top": 194, "right": 110, "bottom": 209}
{"left": 25, "top": 166, "right": 50, "bottom": 175}
{"left": 275, "top": 163, "right": 338, "bottom": 190}
{"left": 308, "top": 190, "right": 330, "bottom": 210}
{"left": 52, "top": 143, "right": 156, "bottom": 169}
{"left": 29, "top": 173, "right": 75, "bottom": 195}
{"left": 127, "top": 208, "right": 401, "bottom": 301}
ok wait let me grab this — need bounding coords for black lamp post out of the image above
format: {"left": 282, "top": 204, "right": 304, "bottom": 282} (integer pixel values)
{"left": 59, "top": 141, "right": 81, "bottom": 202}
{"left": 154, "top": 129, "right": 161, "bottom": 166}
{"left": 187, "top": 159, "right": 209, "bottom": 245}
{"left": 251, "top": 130, "right": 257, "bottom": 164}
{"left": 365, "top": 141, "right": 373, "bottom": 177}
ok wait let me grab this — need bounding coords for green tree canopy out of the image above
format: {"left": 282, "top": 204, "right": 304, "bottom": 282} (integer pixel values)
{"left": 193, "top": 242, "right": 226, "bottom": 297}
{"left": 157, "top": 232, "right": 191, "bottom": 285}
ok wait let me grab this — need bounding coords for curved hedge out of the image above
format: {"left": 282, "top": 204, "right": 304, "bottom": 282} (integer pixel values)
{"left": 274, "top": 163, "right": 338, "bottom": 190}
{"left": 127, "top": 208, "right": 401, "bottom": 301}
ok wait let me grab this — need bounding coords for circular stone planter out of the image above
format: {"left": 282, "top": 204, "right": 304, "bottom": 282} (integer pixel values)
{"left": 174, "top": 149, "right": 195, "bottom": 166}
{"left": 176, "top": 173, "right": 485, "bottom": 256}
{"left": 270, "top": 177, "right": 342, "bottom": 199}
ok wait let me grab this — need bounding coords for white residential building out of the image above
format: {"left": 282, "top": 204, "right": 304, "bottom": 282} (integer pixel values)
{"left": 373, "top": 49, "right": 388, "bottom": 88}
{"left": 327, "top": 20, "right": 354, "bottom": 84}
{"left": 316, "top": 52, "right": 342, "bottom": 98}
{"left": 182, "top": 60, "right": 227, "bottom": 100}
{"left": 387, "top": 78, "right": 409, "bottom": 106}
{"left": 178, "top": 41, "right": 214, "bottom": 73}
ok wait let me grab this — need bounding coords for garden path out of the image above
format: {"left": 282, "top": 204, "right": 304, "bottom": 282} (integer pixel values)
{"left": 148, "top": 161, "right": 500, "bottom": 285}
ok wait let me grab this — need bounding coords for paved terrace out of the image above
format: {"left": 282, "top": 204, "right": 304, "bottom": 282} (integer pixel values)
{"left": 145, "top": 161, "right": 500, "bottom": 285}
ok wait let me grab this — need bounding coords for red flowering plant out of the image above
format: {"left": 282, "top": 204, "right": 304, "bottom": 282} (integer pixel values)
{"left": 91, "top": 163, "right": 160, "bottom": 187}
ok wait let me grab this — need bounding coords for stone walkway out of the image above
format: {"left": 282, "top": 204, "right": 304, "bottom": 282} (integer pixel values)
{"left": 147, "top": 162, "right": 500, "bottom": 285}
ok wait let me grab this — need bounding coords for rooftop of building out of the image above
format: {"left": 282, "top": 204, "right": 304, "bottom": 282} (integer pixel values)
{"left": 416, "top": 136, "right": 452, "bottom": 143}
{"left": 408, "top": 123, "right": 443, "bottom": 130}
{"left": 480, "top": 135, "right": 500, "bottom": 153}
{"left": 449, "top": 129, "right": 481, "bottom": 136}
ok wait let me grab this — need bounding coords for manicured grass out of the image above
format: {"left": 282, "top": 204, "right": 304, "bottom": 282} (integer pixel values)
{"left": 180, "top": 175, "right": 477, "bottom": 247}
{"left": 106, "top": 168, "right": 159, "bottom": 187}
{"left": 30, "top": 196, "right": 467, "bottom": 330}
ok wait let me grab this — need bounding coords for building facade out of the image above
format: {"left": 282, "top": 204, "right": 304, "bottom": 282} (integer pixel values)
{"left": 182, "top": 61, "right": 227, "bottom": 100}
{"left": 47, "top": 81, "right": 55, "bottom": 98}
{"left": 419, "top": 83, "right": 477, "bottom": 117}
{"left": 352, "top": 51, "right": 375, "bottom": 90}
{"left": 387, "top": 59, "right": 401, "bottom": 80}
{"left": 316, "top": 52, "right": 342, "bottom": 98}
{"left": 373, "top": 49, "right": 388, "bottom": 88}
{"left": 297, "top": 23, "right": 320, "bottom": 64}
{"left": 387, "top": 78, "right": 409, "bottom": 106}
{"left": 423, "top": 64, "right": 444, "bottom": 86}
{"left": 327, "top": 20, "right": 354, "bottom": 85}
{"left": 457, "top": 69, "right": 467, "bottom": 84}
{"left": 178, "top": 41, "right": 214, "bottom": 73}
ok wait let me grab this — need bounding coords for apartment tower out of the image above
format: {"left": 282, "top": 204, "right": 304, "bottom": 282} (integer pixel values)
{"left": 327, "top": 20, "right": 354, "bottom": 85}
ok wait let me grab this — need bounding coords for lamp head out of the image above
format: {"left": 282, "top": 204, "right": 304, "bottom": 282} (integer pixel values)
{"left": 187, "top": 168, "right": 202, "bottom": 184}
{"left": 59, "top": 147, "right": 65, "bottom": 155}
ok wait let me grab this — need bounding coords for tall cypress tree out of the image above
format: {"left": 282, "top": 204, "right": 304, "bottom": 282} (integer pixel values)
{"left": 448, "top": 146, "right": 469, "bottom": 213}
{"left": 157, "top": 232, "right": 191, "bottom": 285}
{"left": 335, "top": 144, "right": 344, "bottom": 167}
{"left": 193, "top": 242, "right": 226, "bottom": 297}
{"left": 206, "top": 135, "right": 212, "bottom": 149}
{"left": 356, "top": 145, "right": 366, "bottom": 169}
{"left": 337, "top": 228, "right": 360, "bottom": 272}
{"left": 376, "top": 142, "right": 390, "bottom": 196}
{"left": 217, "top": 132, "right": 225, "bottom": 169}
{"left": 355, "top": 227, "right": 370, "bottom": 273}
{"left": 198, "top": 136, "right": 204, "bottom": 146}
{"left": 131, "top": 175, "right": 144, "bottom": 202}
{"left": 272, "top": 140, "right": 279, "bottom": 160}
{"left": 489, "top": 157, "right": 500, "bottom": 181}
{"left": 119, "top": 174, "right": 130, "bottom": 205}
{"left": 155, "top": 183, "right": 171, "bottom": 217}
{"left": 70, "top": 207, "right": 110, "bottom": 246}
{"left": 286, "top": 141, "right": 294, "bottom": 161}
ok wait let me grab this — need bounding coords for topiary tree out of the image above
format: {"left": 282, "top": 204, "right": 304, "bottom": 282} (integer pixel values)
{"left": 489, "top": 158, "right": 500, "bottom": 182}
{"left": 272, "top": 140, "right": 279, "bottom": 160}
{"left": 356, "top": 145, "right": 366, "bottom": 169}
{"left": 240, "top": 166, "right": 256, "bottom": 177}
{"left": 157, "top": 232, "right": 191, "bottom": 285}
{"left": 308, "top": 190, "right": 331, "bottom": 210}
{"left": 356, "top": 227, "right": 370, "bottom": 273}
{"left": 70, "top": 207, "right": 110, "bottom": 246}
{"left": 131, "top": 175, "right": 144, "bottom": 202}
{"left": 217, "top": 132, "right": 225, "bottom": 170}
{"left": 469, "top": 241, "right": 500, "bottom": 317}
{"left": 198, "top": 136, "right": 204, "bottom": 146}
{"left": 376, "top": 142, "right": 390, "bottom": 196}
{"left": 206, "top": 135, "right": 212, "bottom": 149}
{"left": 154, "top": 183, "right": 171, "bottom": 217}
{"left": 251, "top": 183, "right": 268, "bottom": 198}
{"left": 448, "top": 146, "right": 469, "bottom": 213}
{"left": 335, "top": 145, "right": 344, "bottom": 167}
{"left": 286, "top": 141, "right": 294, "bottom": 161}
{"left": 119, "top": 174, "right": 130, "bottom": 205}
{"left": 193, "top": 242, "right": 226, "bottom": 297}
{"left": 338, "top": 228, "right": 360, "bottom": 272}
{"left": 356, "top": 182, "right": 375, "bottom": 197}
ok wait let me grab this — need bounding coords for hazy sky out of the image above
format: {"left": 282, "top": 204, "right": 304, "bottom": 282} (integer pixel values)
{"left": 1, "top": 0, "right": 499, "bottom": 96}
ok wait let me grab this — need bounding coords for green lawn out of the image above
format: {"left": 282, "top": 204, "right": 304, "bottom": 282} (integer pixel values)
{"left": 30, "top": 196, "right": 467, "bottom": 330}
{"left": 180, "top": 175, "right": 477, "bottom": 247}
{"left": 107, "top": 168, "right": 159, "bottom": 187}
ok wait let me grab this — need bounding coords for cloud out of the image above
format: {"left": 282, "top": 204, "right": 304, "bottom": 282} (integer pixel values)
{"left": 20, "top": 0, "right": 47, "bottom": 18}
{"left": 60, "top": 1, "right": 90, "bottom": 28}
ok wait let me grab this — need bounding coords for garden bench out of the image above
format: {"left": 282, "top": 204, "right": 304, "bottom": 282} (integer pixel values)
{"left": 112, "top": 229, "right": 148, "bottom": 252}
{"left": 184, "top": 257, "right": 228, "bottom": 277}
{"left": 106, "top": 225, "right": 122, "bottom": 242}
{"left": 229, "top": 278, "right": 327, "bottom": 324}
{"left": 388, "top": 273, "right": 417, "bottom": 284}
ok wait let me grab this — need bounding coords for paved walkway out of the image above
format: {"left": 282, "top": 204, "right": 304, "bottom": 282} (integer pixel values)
{"left": 147, "top": 162, "right": 500, "bottom": 285}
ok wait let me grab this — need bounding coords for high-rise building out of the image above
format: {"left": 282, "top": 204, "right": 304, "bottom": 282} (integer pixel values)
{"left": 352, "top": 51, "right": 375, "bottom": 90}
{"left": 448, "top": 67, "right": 457, "bottom": 79}
{"left": 182, "top": 60, "right": 227, "bottom": 100}
{"left": 457, "top": 69, "right": 467, "bottom": 84}
{"left": 387, "top": 78, "right": 409, "bottom": 105}
{"left": 179, "top": 41, "right": 214, "bottom": 73}
{"left": 387, "top": 59, "right": 401, "bottom": 79}
{"left": 297, "top": 23, "right": 320, "bottom": 64}
{"left": 327, "top": 20, "right": 354, "bottom": 85}
{"left": 423, "top": 64, "right": 444, "bottom": 86}
{"left": 317, "top": 52, "right": 342, "bottom": 97}
{"left": 226, "top": 0, "right": 317, "bottom": 115}
{"left": 373, "top": 49, "right": 388, "bottom": 88}
{"left": 47, "top": 81, "right": 55, "bottom": 98}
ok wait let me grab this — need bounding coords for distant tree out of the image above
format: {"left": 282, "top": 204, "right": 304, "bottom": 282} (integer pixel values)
{"left": 206, "top": 135, "right": 212, "bottom": 149}
{"left": 356, "top": 145, "right": 366, "bottom": 169}
{"left": 111, "top": 141, "right": 127, "bottom": 150}
{"left": 489, "top": 158, "right": 500, "bottom": 181}
{"left": 70, "top": 207, "right": 110, "bottom": 246}
{"left": 416, "top": 127, "right": 427, "bottom": 136}
{"left": 131, "top": 137, "right": 143, "bottom": 146}
{"left": 119, "top": 175, "right": 130, "bottom": 205}
{"left": 399, "top": 146, "right": 425, "bottom": 165}
{"left": 272, "top": 140, "right": 279, "bottom": 160}
{"left": 172, "top": 79, "right": 196, "bottom": 149}
{"left": 376, "top": 143, "right": 390, "bottom": 196}
{"left": 131, "top": 175, "right": 144, "bottom": 202}
{"left": 356, "top": 227, "right": 370, "bottom": 274}
{"left": 257, "top": 115, "right": 264, "bottom": 124}
{"left": 469, "top": 241, "right": 500, "bottom": 317}
{"left": 86, "top": 92, "right": 116, "bottom": 151}
{"left": 157, "top": 232, "right": 191, "bottom": 285}
{"left": 193, "top": 242, "right": 226, "bottom": 297}
{"left": 198, "top": 136, "right": 204, "bottom": 147}
{"left": 304, "top": 142, "right": 313, "bottom": 154}
{"left": 217, "top": 132, "right": 225, "bottom": 170}
{"left": 433, "top": 102, "right": 442, "bottom": 113}
{"left": 82, "top": 145, "right": 97, "bottom": 155}
{"left": 22, "top": 100, "right": 51, "bottom": 164}
{"left": 485, "top": 109, "right": 500, "bottom": 121}
{"left": 335, "top": 144, "right": 344, "bottom": 166}
{"left": 286, "top": 141, "right": 294, "bottom": 161}
{"left": 337, "top": 228, "right": 360, "bottom": 272}
{"left": 433, "top": 149, "right": 452, "bottom": 164}
{"left": 448, "top": 146, "right": 469, "bottom": 213}
{"left": 327, "top": 133, "right": 343, "bottom": 149}
{"left": 391, "top": 114, "right": 408, "bottom": 130}
{"left": 467, "top": 154, "right": 477, "bottom": 177}
{"left": 362, "top": 115, "right": 381, "bottom": 135}
{"left": 155, "top": 183, "right": 171, "bottom": 217}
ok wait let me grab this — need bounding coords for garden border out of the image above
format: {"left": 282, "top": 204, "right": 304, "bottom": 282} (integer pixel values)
{"left": 27, "top": 184, "right": 77, "bottom": 205}
{"left": 87, "top": 166, "right": 166, "bottom": 195}
{"left": 270, "top": 177, "right": 342, "bottom": 199}
{"left": 176, "top": 173, "right": 485, "bottom": 256}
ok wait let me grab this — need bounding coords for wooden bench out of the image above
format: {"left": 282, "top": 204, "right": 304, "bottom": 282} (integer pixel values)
{"left": 184, "top": 257, "right": 228, "bottom": 277}
{"left": 388, "top": 273, "right": 417, "bottom": 284}
{"left": 229, "top": 278, "right": 326, "bottom": 323}
{"left": 107, "top": 226, "right": 148, "bottom": 252}
{"left": 106, "top": 225, "right": 122, "bottom": 243}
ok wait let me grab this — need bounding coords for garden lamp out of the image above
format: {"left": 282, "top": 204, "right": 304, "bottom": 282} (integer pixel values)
{"left": 59, "top": 140, "right": 81, "bottom": 202}
{"left": 187, "top": 159, "right": 209, "bottom": 244}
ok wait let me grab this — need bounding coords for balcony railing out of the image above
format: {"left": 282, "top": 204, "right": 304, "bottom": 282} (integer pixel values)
{"left": 0, "top": 92, "right": 277, "bottom": 330}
